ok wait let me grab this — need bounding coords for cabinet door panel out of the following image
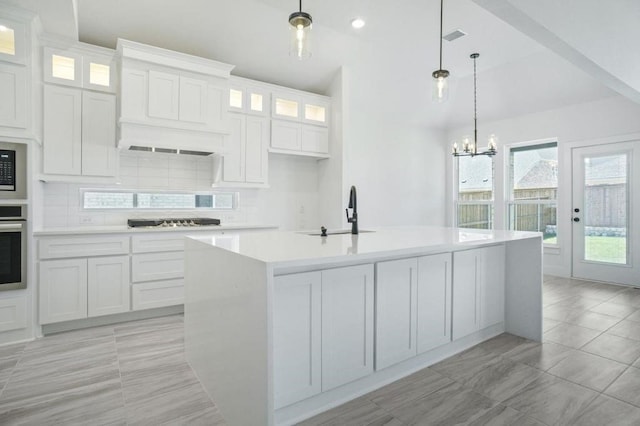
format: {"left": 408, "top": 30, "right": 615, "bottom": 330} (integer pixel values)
{"left": 81, "top": 91, "right": 117, "bottom": 177}
{"left": 417, "top": 253, "right": 452, "bottom": 353}
{"left": 223, "top": 113, "right": 245, "bottom": 182}
{"left": 148, "top": 70, "right": 179, "bottom": 120}
{"left": 0, "top": 63, "right": 26, "bottom": 128}
{"left": 273, "top": 272, "right": 321, "bottom": 409}
{"left": 43, "top": 85, "right": 82, "bottom": 175}
{"left": 321, "top": 264, "right": 374, "bottom": 391}
{"left": 452, "top": 249, "right": 479, "bottom": 340}
{"left": 88, "top": 256, "right": 130, "bottom": 317}
{"left": 179, "top": 76, "right": 207, "bottom": 123}
{"left": 39, "top": 259, "right": 87, "bottom": 324}
{"left": 301, "top": 125, "right": 329, "bottom": 154}
{"left": 271, "top": 120, "right": 301, "bottom": 151}
{"left": 245, "top": 116, "right": 269, "bottom": 183}
{"left": 121, "top": 69, "right": 147, "bottom": 119}
{"left": 479, "top": 245, "right": 506, "bottom": 328}
{"left": 375, "top": 258, "right": 418, "bottom": 370}
{"left": 131, "top": 251, "right": 184, "bottom": 282}
{"left": 132, "top": 279, "right": 184, "bottom": 310}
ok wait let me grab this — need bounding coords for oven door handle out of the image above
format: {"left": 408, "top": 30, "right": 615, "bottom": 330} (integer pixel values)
{"left": 0, "top": 223, "right": 23, "bottom": 230}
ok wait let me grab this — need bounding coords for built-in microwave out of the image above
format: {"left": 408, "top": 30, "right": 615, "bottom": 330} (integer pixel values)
{"left": 0, "top": 142, "right": 26, "bottom": 200}
{"left": 0, "top": 205, "right": 26, "bottom": 291}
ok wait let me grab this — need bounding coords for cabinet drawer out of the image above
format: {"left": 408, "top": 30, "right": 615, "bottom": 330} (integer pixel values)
{"left": 131, "top": 251, "right": 184, "bottom": 282}
{"left": 131, "top": 234, "right": 190, "bottom": 253}
{"left": 132, "top": 279, "right": 184, "bottom": 310}
{"left": 39, "top": 236, "right": 130, "bottom": 259}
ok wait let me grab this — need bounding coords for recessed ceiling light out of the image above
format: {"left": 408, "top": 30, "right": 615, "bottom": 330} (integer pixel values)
{"left": 351, "top": 18, "right": 366, "bottom": 29}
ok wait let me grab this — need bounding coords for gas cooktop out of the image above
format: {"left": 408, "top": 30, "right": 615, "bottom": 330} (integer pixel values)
{"left": 127, "top": 218, "right": 221, "bottom": 228}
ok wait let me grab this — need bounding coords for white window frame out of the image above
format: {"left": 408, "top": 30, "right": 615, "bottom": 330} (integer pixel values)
{"left": 504, "top": 139, "right": 558, "bottom": 247}
{"left": 454, "top": 155, "right": 495, "bottom": 230}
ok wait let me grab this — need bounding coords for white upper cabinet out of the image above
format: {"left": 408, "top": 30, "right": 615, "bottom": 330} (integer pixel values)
{"left": 272, "top": 91, "right": 329, "bottom": 127}
{"left": 148, "top": 70, "right": 180, "bottom": 120}
{"left": 0, "top": 17, "right": 26, "bottom": 65}
{"left": 43, "top": 84, "right": 82, "bottom": 175}
{"left": 270, "top": 89, "right": 330, "bottom": 157}
{"left": 43, "top": 45, "right": 116, "bottom": 93}
{"left": 43, "top": 84, "right": 117, "bottom": 178}
{"left": 117, "top": 39, "right": 234, "bottom": 153}
{"left": 81, "top": 91, "right": 117, "bottom": 177}
{"left": 229, "top": 78, "right": 269, "bottom": 116}
{"left": 0, "top": 63, "right": 26, "bottom": 129}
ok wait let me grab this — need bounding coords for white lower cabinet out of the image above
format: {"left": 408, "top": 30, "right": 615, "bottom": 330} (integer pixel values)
{"left": 375, "top": 258, "right": 418, "bottom": 370}
{"left": 131, "top": 279, "right": 184, "bottom": 311}
{"left": 131, "top": 251, "right": 184, "bottom": 282}
{"left": 452, "top": 245, "right": 505, "bottom": 340}
{"left": 273, "top": 272, "right": 321, "bottom": 409}
{"left": 417, "top": 253, "right": 452, "bottom": 353}
{"left": 272, "top": 264, "right": 374, "bottom": 407}
{"left": 375, "top": 253, "right": 453, "bottom": 370}
{"left": 321, "top": 264, "right": 374, "bottom": 391}
{"left": 39, "top": 258, "right": 88, "bottom": 324}
{"left": 40, "top": 255, "right": 131, "bottom": 324}
{"left": 87, "top": 256, "right": 130, "bottom": 317}
{"left": 479, "top": 245, "right": 506, "bottom": 329}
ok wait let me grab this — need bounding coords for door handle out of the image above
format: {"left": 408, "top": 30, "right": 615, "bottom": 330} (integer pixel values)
{"left": 573, "top": 217, "right": 580, "bottom": 222}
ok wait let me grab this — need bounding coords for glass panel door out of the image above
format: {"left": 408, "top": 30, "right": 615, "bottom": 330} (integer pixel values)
{"left": 572, "top": 141, "right": 640, "bottom": 285}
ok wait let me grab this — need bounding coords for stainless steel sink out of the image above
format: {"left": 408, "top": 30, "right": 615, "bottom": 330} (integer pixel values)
{"left": 307, "top": 230, "right": 375, "bottom": 236}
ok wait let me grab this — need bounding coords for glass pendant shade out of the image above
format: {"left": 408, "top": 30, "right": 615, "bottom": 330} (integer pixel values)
{"left": 432, "top": 70, "right": 449, "bottom": 103}
{"left": 289, "top": 11, "right": 312, "bottom": 60}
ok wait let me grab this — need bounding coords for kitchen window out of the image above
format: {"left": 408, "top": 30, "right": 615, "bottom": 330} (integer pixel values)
{"left": 507, "top": 142, "right": 558, "bottom": 244}
{"left": 82, "top": 190, "right": 237, "bottom": 210}
{"left": 455, "top": 155, "right": 494, "bottom": 229}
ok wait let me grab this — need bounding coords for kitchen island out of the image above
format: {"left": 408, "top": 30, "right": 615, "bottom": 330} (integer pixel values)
{"left": 184, "top": 227, "right": 542, "bottom": 426}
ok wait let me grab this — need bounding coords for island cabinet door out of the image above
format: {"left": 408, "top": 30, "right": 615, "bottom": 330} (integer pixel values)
{"left": 417, "top": 253, "right": 452, "bottom": 354}
{"left": 375, "top": 258, "right": 418, "bottom": 370}
{"left": 452, "top": 249, "right": 480, "bottom": 340}
{"left": 321, "top": 264, "right": 374, "bottom": 391}
{"left": 272, "top": 271, "right": 321, "bottom": 409}
{"left": 478, "top": 244, "right": 506, "bottom": 329}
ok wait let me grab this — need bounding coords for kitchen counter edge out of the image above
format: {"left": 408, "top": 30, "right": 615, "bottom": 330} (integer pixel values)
{"left": 33, "top": 224, "right": 278, "bottom": 236}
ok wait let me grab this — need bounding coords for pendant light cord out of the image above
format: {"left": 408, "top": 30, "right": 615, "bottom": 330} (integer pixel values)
{"left": 439, "top": 0, "right": 444, "bottom": 69}
{"left": 473, "top": 54, "right": 478, "bottom": 152}
{"left": 299, "top": 0, "right": 302, "bottom": 12}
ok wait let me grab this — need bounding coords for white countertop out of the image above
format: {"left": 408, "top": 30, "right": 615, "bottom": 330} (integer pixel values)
{"left": 33, "top": 223, "right": 278, "bottom": 236}
{"left": 189, "top": 226, "right": 542, "bottom": 270}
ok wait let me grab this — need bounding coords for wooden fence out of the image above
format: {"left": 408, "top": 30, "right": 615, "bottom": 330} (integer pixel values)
{"left": 457, "top": 185, "right": 625, "bottom": 232}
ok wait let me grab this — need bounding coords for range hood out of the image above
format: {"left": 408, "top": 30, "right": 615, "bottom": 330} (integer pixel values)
{"left": 117, "top": 39, "right": 234, "bottom": 157}
{"left": 118, "top": 119, "right": 226, "bottom": 156}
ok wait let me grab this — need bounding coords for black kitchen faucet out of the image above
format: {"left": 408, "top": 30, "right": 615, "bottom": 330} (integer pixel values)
{"left": 345, "top": 185, "right": 358, "bottom": 235}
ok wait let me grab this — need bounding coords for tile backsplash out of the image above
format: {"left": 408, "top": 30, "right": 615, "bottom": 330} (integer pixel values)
{"left": 40, "top": 151, "right": 320, "bottom": 231}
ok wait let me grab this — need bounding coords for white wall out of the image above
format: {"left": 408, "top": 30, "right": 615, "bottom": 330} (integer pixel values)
{"left": 40, "top": 150, "right": 320, "bottom": 231}
{"left": 446, "top": 95, "right": 640, "bottom": 277}
{"left": 318, "top": 48, "right": 447, "bottom": 230}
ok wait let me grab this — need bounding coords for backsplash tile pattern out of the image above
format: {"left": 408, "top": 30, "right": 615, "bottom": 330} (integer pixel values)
{"left": 40, "top": 151, "right": 321, "bottom": 231}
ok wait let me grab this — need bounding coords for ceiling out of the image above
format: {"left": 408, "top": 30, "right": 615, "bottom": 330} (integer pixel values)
{"left": 36, "top": 0, "right": 621, "bottom": 128}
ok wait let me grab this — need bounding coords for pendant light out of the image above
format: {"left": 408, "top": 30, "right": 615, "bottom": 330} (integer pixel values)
{"left": 289, "top": 0, "right": 312, "bottom": 60}
{"left": 452, "top": 53, "right": 497, "bottom": 157}
{"left": 432, "top": 0, "right": 449, "bottom": 103}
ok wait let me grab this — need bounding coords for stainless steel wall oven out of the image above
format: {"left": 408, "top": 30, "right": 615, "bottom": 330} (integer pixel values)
{"left": 0, "top": 205, "right": 26, "bottom": 290}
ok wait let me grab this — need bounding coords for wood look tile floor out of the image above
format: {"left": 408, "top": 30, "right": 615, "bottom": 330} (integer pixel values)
{"left": 1, "top": 276, "right": 640, "bottom": 425}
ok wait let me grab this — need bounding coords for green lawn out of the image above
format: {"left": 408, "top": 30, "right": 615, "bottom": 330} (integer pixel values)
{"left": 543, "top": 235, "right": 626, "bottom": 264}
{"left": 586, "top": 236, "right": 627, "bottom": 264}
